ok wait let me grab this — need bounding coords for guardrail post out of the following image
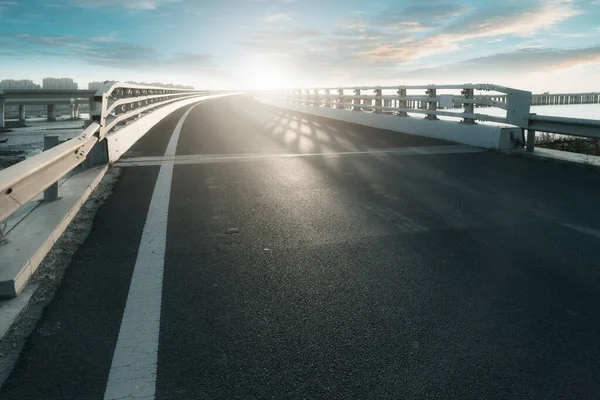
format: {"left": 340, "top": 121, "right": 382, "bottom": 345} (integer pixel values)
{"left": 374, "top": 88, "right": 382, "bottom": 114}
{"left": 337, "top": 89, "right": 344, "bottom": 109}
{"left": 43, "top": 135, "right": 60, "bottom": 202}
{"left": 84, "top": 137, "right": 109, "bottom": 169}
{"left": 526, "top": 129, "right": 536, "bottom": 152}
{"left": 461, "top": 88, "right": 475, "bottom": 124}
{"left": 425, "top": 88, "right": 438, "bottom": 120}
{"left": 397, "top": 88, "right": 408, "bottom": 117}
{"left": 353, "top": 88, "right": 361, "bottom": 111}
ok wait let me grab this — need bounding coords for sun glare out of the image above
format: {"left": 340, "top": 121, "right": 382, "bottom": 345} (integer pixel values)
{"left": 240, "top": 59, "right": 297, "bottom": 90}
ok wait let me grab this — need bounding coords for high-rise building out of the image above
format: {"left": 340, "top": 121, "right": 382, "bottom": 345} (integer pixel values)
{"left": 87, "top": 81, "right": 105, "bottom": 91}
{"left": 0, "top": 79, "right": 41, "bottom": 89}
{"left": 42, "top": 77, "right": 78, "bottom": 90}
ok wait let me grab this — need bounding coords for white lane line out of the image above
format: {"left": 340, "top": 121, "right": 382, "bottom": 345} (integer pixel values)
{"left": 114, "top": 145, "right": 484, "bottom": 167}
{"left": 562, "top": 223, "right": 600, "bottom": 240}
{"left": 103, "top": 103, "right": 201, "bottom": 400}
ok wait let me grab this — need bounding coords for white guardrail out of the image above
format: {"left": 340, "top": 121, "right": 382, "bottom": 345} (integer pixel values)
{"left": 261, "top": 84, "right": 600, "bottom": 151}
{"left": 0, "top": 82, "right": 218, "bottom": 224}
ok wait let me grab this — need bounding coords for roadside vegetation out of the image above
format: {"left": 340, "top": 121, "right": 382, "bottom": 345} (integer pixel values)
{"left": 536, "top": 132, "right": 600, "bottom": 156}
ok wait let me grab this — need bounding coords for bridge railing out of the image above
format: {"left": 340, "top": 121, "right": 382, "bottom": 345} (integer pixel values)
{"left": 262, "top": 84, "right": 533, "bottom": 129}
{"left": 92, "top": 82, "right": 209, "bottom": 138}
{"left": 261, "top": 84, "right": 600, "bottom": 152}
{"left": 0, "top": 82, "right": 211, "bottom": 224}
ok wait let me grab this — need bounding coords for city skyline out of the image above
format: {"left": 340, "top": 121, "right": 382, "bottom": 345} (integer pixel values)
{"left": 0, "top": 0, "right": 599, "bottom": 92}
{"left": 0, "top": 78, "right": 195, "bottom": 90}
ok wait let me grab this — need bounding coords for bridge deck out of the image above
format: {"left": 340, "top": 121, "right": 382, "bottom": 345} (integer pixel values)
{"left": 2, "top": 95, "right": 600, "bottom": 399}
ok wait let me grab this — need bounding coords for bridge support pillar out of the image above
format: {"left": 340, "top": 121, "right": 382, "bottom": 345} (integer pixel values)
{"left": 89, "top": 97, "right": 98, "bottom": 114}
{"left": 47, "top": 104, "right": 56, "bottom": 122}
{"left": 18, "top": 105, "right": 26, "bottom": 122}
{"left": 0, "top": 99, "right": 6, "bottom": 130}
{"left": 71, "top": 103, "right": 80, "bottom": 119}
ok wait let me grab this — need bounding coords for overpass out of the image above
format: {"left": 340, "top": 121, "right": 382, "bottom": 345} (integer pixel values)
{"left": 0, "top": 89, "right": 97, "bottom": 125}
{"left": 0, "top": 83, "right": 600, "bottom": 399}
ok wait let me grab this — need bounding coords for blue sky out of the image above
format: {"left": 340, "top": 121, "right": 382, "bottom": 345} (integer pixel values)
{"left": 0, "top": 0, "right": 599, "bottom": 92}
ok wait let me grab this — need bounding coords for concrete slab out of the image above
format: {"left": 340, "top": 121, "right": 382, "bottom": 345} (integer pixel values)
{"left": 529, "top": 147, "right": 600, "bottom": 167}
{"left": 257, "top": 97, "right": 523, "bottom": 150}
{"left": 0, "top": 165, "right": 108, "bottom": 298}
{"left": 4, "top": 175, "right": 71, "bottom": 235}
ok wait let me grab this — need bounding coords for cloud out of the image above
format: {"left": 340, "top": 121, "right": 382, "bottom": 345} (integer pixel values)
{"left": 70, "top": 0, "right": 180, "bottom": 10}
{"left": 358, "top": 0, "right": 581, "bottom": 62}
{"left": 263, "top": 13, "right": 292, "bottom": 22}
{"left": 400, "top": 45, "right": 600, "bottom": 80}
{"left": 0, "top": 33, "right": 225, "bottom": 76}
{"left": 241, "top": 0, "right": 582, "bottom": 85}
{"left": 377, "top": 0, "right": 470, "bottom": 29}
{"left": 235, "top": 0, "right": 589, "bottom": 87}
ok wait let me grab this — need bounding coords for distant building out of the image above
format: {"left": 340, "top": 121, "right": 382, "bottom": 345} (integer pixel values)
{"left": 42, "top": 77, "right": 78, "bottom": 90}
{"left": 88, "top": 81, "right": 105, "bottom": 91}
{"left": 0, "top": 79, "right": 41, "bottom": 89}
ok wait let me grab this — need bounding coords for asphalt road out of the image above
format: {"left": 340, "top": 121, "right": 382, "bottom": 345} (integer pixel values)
{"left": 2, "top": 95, "right": 600, "bottom": 399}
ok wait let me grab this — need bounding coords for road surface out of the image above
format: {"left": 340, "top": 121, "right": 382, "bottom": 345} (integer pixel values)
{"left": 2, "top": 95, "right": 600, "bottom": 399}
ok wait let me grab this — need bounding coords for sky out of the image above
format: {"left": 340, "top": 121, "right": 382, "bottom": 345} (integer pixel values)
{"left": 0, "top": 0, "right": 599, "bottom": 92}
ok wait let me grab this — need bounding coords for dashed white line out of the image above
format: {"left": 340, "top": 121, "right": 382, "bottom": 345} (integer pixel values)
{"left": 103, "top": 103, "right": 202, "bottom": 400}
{"left": 563, "top": 223, "right": 600, "bottom": 240}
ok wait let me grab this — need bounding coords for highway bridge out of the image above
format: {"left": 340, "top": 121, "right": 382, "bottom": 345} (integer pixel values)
{"left": 2, "top": 87, "right": 600, "bottom": 129}
{"left": 0, "top": 83, "right": 599, "bottom": 399}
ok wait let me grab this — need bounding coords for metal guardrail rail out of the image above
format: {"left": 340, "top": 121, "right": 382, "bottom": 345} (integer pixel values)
{"left": 527, "top": 114, "right": 600, "bottom": 139}
{"left": 0, "top": 82, "right": 211, "bottom": 224}
{"left": 0, "top": 122, "right": 100, "bottom": 222}
{"left": 262, "top": 83, "right": 600, "bottom": 152}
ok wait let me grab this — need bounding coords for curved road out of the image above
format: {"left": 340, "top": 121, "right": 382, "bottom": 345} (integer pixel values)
{"left": 2, "top": 95, "right": 600, "bottom": 399}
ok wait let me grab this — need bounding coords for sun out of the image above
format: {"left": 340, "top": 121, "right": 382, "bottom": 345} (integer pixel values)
{"left": 239, "top": 57, "right": 297, "bottom": 90}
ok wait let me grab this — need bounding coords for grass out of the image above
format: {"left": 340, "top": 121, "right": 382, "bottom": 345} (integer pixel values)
{"left": 536, "top": 132, "right": 600, "bottom": 156}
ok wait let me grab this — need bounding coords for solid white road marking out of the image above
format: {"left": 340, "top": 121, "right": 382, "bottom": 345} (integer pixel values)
{"left": 114, "top": 145, "right": 485, "bottom": 167}
{"left": 103, "top": 103, "right": 201, "bottom": 400}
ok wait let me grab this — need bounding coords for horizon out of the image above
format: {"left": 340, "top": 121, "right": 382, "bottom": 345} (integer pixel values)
{"left": 0, "top": 0, "right": 599, "bottom": 92}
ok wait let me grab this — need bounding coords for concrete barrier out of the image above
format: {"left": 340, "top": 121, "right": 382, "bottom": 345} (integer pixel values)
{"left": 257, "top": 97, "right": 523, "bottom": 150}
